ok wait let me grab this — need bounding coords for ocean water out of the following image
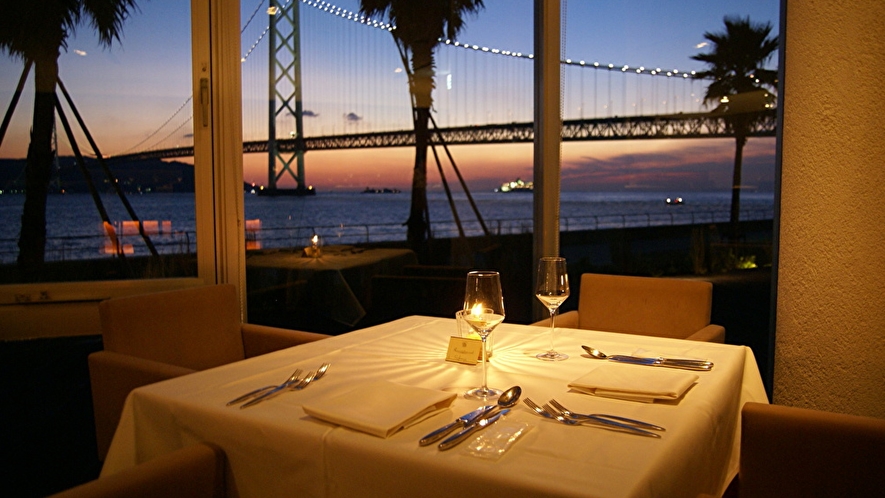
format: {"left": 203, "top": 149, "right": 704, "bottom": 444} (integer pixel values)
{"left": 0, "top": 190, "right": 774, "bottom": 264}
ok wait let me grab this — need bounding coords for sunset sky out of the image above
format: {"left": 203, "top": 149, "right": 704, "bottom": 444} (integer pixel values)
{"left": 0, "top": 0, "right": 780, "bottom": 193}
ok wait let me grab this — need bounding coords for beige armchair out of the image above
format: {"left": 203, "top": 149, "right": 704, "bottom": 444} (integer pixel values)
{"left": 532, "top": 273, "right": 725, "bottom": 342}
{"left": 88, "top": 284, "right": 330, "bottom": 460}
{"left": 49, "top": 442, "right": 225, "bottom": 498}
{"left": 738, "top": 402, "right": 885, "bottom": 497}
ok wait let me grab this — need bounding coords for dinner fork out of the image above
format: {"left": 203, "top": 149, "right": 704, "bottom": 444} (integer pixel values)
{"left": 241, "top": 369, "right": 314, "bottom": 409}
{"left": 523, "top": 398, "right": 660, "bottom": 438}
{"left": 548, "top": 399, "right": 665, "bottom": 432}
{"left": 226, "top": 368, "right": 303, "bottom": 406}
{"left": 241, "top": 362, "right": 330, "bottom": 408}
{"left": 289, "top": 362, "right": 330, "bottom": 391}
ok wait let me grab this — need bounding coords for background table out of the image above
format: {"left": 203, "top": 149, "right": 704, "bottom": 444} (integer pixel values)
{"left": 102, "top": 316, "right": 767, "bottom": 498}
{"left": 246, "top": 245, "right": 417, "bottom": 330}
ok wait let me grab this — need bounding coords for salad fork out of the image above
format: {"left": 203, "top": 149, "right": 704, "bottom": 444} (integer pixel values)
{"left": 548, "top": 399, "right": 665, "bottom": 431}
{"left": 523, "top": 398, "right": 660, "bottom": 438}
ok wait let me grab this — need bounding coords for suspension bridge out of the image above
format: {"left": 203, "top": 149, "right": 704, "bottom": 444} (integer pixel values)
{"left": 112, "top": 0, "right": 777, "bottom": 184}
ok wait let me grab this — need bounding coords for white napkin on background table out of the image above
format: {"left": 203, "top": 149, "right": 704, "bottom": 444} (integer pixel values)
{"left": 568, "top": 365, "right": 699, "bottom": 403}
{"left": 302, "top": 380, "right": 456, "bottom": 438}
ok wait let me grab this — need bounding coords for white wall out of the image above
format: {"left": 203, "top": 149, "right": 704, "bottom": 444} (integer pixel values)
{"left": 775, "top": 0, "right": 885, "bottom": 417}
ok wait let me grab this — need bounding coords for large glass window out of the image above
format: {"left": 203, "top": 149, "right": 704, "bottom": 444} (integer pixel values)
{"left": 0, "top": 1, "right": 198, "bottom": 284}
{"left": 241, "top": 1, "right": 779, "bottom": 343}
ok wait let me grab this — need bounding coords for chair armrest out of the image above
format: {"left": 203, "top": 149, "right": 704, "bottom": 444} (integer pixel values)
{"left": 88, "top": 351, "right": 196, "bottom": 460}
{"left": 50, "top": 442, "right": 226, "bottom": 498}
{"left": 241, "top": 323, "right": 331, "bottom": 358}
{"left": 530, "top": 310, "right": 579, "bottom": 329}
{"left": 685, "top": 324, "right": 726, "bottom": 343}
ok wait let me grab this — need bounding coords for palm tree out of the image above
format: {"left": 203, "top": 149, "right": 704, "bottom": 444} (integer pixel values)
{"left": 359, "top": 0, "right": 484, "bottom": 256}
{"left": 0, "top": 0, "right": 139, "bottom": 276}
{"left": 691, "top": 16, "right": 778, "bottom": 239}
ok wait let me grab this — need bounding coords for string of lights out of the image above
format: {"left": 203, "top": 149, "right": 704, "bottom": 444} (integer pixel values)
{"left": 300, "top": 0, "right": 393, "bottom": 31}
{"left": 299, "top": 0, "right": 701, "bottom": 79}
{"left": 441, "top": 39, "right": 698, "bottom": 79}
{"left": 135, "top": 0, "right": 710, "bottom": 154}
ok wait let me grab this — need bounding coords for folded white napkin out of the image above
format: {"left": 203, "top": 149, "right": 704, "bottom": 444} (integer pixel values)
{"left": 568, "top": 365, "right": 699, "bottom": 403}
{"left": 302, "top": 380, "right": 457, "bottom": 438}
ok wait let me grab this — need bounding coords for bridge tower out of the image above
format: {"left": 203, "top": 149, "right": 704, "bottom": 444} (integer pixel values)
{"left": 265, "top": 0, "right": 313, "bottom": 196}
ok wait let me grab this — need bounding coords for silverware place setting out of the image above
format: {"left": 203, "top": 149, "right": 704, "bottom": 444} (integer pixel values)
{"left": 419, "top": 385, "right": 521, "bottom": 449}
{"left": 582, "top": 345, "right": 714, "bottom": 371}
{"left": 228, "top": 362, "right": 330, "bottom": 408}
{"left": 523, "top": 398, "right": 662, "bottom": 438}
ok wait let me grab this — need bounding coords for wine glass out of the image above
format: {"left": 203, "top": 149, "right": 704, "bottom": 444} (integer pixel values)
{"left": 535, "top": 257, "right": 570, "bottom": 361}
{"left": 462, "top": 270, "right": 505, "bottom": 400}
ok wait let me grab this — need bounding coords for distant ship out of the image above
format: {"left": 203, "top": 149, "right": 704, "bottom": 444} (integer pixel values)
{"left": 255, "top": 186, "right": 316, "bottom": 197}
{"left": 362, "top": 187, "right": 401, "bottom": 194}
{"left": 495, "top": 178, "right": 533, "bottom": 193}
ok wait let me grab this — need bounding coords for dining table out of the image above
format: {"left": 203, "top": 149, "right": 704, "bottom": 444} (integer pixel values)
{"left": 101, "top": 315, "right": 768, "bottom": 498}
{"left": 246, "top": 245, "right": 418, "bottom": 328}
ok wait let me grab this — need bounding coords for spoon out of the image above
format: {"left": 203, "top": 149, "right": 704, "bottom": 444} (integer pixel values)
{"left": 487, "top": 385, "right": 521, "bottom": 415}
{"left": 437, "top": 385, "right": 521, "bottom": 450}
{"left": 582, "top": 345, "right": 610, "bottom": 359}
{"left": 464, "top": 385, "right": 522, "bottom": 421}
{"left": 582, "top": 345, "right": 713, "bottom": 370}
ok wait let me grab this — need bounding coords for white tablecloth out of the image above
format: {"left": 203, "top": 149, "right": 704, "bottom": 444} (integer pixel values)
{"left": 246, "top": 246, "right": 418, "bottom": 326}
{"left": 102, "top": 316, "right": 767, "bottom": 498}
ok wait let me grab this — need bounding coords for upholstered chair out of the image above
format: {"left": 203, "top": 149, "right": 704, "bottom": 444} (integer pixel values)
{"left": 88, "top": 284, "right": 330, "bottom": 460}
{"left": 739, "top": 402, "right": 885, "bottom": 497}
{"left": 49, "top": 442, "right": 225, "bottom": 498}
{"left": 532, "top": 273, "right": 725, "bottom": 342}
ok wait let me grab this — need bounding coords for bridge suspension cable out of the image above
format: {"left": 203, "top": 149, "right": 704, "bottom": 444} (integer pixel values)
{"left": 120, "top": 0, "right": 720, "bottom": 157}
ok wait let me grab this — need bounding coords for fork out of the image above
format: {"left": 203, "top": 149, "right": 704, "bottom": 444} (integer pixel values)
{"left": 241, "top": 369, "right": 314, "bottom": 409}
{"left": 289, "top": 362, "right": 330, "bottom": 390}
{"left": 241, "top": 362, "right": 330, "bottom": 409}
{"left": 548, "top": 399, "right": 665, "bottom": 431}
{"left": 524, "top": 398, "right": 660, "bottom": 438}
{"left": 226, "top": 368, "right": 303, "bottom": 406}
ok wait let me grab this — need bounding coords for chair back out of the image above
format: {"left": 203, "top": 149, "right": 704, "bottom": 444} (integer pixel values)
{"left": 99, "top": 284, "right": 245, "bottom": 370}
{"left": 740, "top": 402, "right": 885, "bottom": 497}
{"left": 576, "top": 273, "right": 712, "bottom": 339}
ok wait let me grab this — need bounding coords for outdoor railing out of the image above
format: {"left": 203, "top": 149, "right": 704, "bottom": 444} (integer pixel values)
{"left": 0, "top": 207, "right": 773, "bottom": 264}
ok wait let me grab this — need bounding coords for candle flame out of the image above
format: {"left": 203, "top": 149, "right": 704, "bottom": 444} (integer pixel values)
{"left": 311, "top": 234, "right": 319, "bottom": 245}
{"left": 470, "top": 303, "right": 484, "bottom": 316}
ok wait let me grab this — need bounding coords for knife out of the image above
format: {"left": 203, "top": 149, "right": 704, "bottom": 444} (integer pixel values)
{"left": 437, "top": 409, "right": 508, "bottom": 451}
{"left": 419, "top": 405, "right": 495, "bottom": 446}
{"left": 607, "top": 355, "right": 713, "bottom": 371}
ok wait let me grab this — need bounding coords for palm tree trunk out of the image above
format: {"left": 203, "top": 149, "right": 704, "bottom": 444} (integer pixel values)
{"left": 406, "top": 106, "right": 431, "bottom": 252}
{"left": 729, "top": 132, "right": 747, "bottom": 240}
{"left": 17, "top": 55, "right": 58, "bottom": 276}
{"left": 405, "top": 41, "right": 435, "bottom": 258}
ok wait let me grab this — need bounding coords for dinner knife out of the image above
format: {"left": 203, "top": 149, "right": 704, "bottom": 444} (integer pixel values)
{"left": 437, "top": 409, "right": 508, "bottom": 451}
{"left": 607, "top": 355, "right": 713, "bottom": 371}
{"left": 419, "top": 405, "right": 495, "bottom": 446}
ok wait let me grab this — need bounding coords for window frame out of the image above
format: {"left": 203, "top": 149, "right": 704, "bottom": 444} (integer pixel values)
{"left": 0, "top": 0, "right": 246, "bottom": 320}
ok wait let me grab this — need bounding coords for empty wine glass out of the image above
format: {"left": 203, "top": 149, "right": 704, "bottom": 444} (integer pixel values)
{"left": 535, "top": 257, "right": 570, "bottom": 361}
{"left": 462, "top": 270, "right": 505, "bottom": 400}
